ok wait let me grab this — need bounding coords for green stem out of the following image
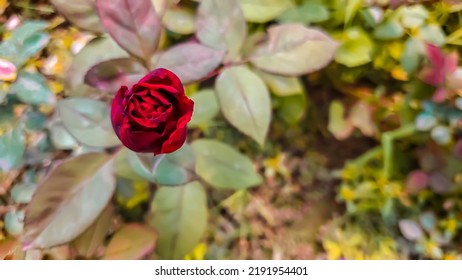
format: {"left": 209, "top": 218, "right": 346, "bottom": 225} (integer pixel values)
{"left": 382, "top": 124, "right": 416, "bottom": 180}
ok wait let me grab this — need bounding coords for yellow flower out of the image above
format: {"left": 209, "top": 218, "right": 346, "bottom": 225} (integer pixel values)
{"left": 184, "top": 243, "right": 207, "bottom": 260}
{"left": 340, "top": 186, "right": 355, "bottom": 201}
{"left": 323, "top": 240, "right": 342, "bottom": 260}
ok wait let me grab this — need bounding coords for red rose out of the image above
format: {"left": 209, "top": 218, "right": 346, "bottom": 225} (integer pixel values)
{"left": 111, "top": 68, "right": 194, "bottom": 155}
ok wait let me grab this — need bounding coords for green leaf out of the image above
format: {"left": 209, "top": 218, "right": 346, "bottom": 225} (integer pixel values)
{"left": 156, "top": 42, "right": 224, "bottom": 84}
{"left": 0, "top": 21, "right": 49, "bottom": 67}
{"left": 278, "top": 3, "right": 330, "bottom": 24}
{"left": 162, "top": 7, "right": 196, "bottom": 35}
{"left": 239, "top": 0, "right": 293, "bottom": 23}
{"left": 276, "top": 94, "right": 307, "bottom": 125}
{"left": 373, "top": 20, "right": 404, "bottom": 40}
{"left": 10, "top": 71, "right": 56, "bottom": 106}
{"left": 51, "top": 0, "right": 104, "bottom": 33}
{"left": 24, "top": 111, "right": 47, "bottom": 131}
{"left": 215, "top": 66, "right": 271, "bottom": 146}
{"left": 0, "top": 127, "right": 25, "bottom": 173}
{"left": 48, "top": 119, "right": 79, "bottom": 150}
{"left": 96, "top": 0, "right": 161, "bottom": 62}
{"left": 11, "top": 183, "right": 36, "bottom": 204}
{"left": 11, "top": 21, "right": 49, "bottom": 41}
{"left": 58, "top": 98, "right": 120, "bottom": 148}
{"left": 197, "top": 0, "right": 247, "bottom": 60}
{"left": 5, "top": 211, "right": 24, "bottom": 236}
{"left": 401, "top": 38, "right": 425, "bottom": 74}
{"left": 189, "top": 89, "right": 219, "bottom": 127}
{"left": 0, "top": 104, "right": 14, "bottom": 131}
{"left": 250, "top": 24, "right": 338, "bottom": 76}
{"left": 335, "top": 27, "right": 374, "bottom": 67}
{"left": 154, "top": 144, "right": 196, "bottom": 186}
{"left": 149, "top": 181, "right": 207, "bottom": 259}
{"left": 151, "top": 0, "right": 181, "bottom": 16}
{"left": 23, "top": 153, "right": 116, "bottom": 249}
{"left": 66, "top": 36, "right": 128, "bottom": 94}
{"left": 418, "top": 24, "right": 446, "bottom": 46}
{"left": 360, "top": 7, "right": 383, "bottom": 27}
{"left": 126, "top": 145, "right": 195, "bottom": 186}
{"left": 72, "top": 205, "right": 113, "bottom": 258}
{"left": 327, "top": 100, "right": 354, "bottom": 140}
{"left": 191, "top": 139, "right": 262, "bottom": 189}
{"left": 114, "top": 148, "right": 147, "bottom": 181}
{"left": 104, "top": 223, "right": 157, "bottom": 260}
{"left": 84, "top": 58, "right": 145, "bottom": 92}
{"left": 0, "top": 82, "right": 7, "bottom": 103}
{"left": 15, "top": 33, "right": 50, "bottom": 67}
{"left": 344, "top": 0, "right": 361, "bottom": 25}
{"left": 256, "top": 70, "right": 303, "bottom": 96}
{"left": 127, "top": 152, "right": 158, "bottom": 183}
{"left": 399, "top": 5, "right": 428, "bottom": 29}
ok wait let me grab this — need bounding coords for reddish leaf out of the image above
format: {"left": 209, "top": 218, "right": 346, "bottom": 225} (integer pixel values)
{"left": 51, "top": 0, "right": 104, "bottom": 33}
{"left": 405, "top": 170, "right": 428, "bottom": 194}
{"left": 84, "top": 58, "right": 146, "bottom": 92}
{"left": 96, "top": 0, "right": 161, "bottom": 62}
{"left": 428, "top": 171, "right": 452, "bottom": 194}
{"left": 432, "top": 87, "right": 447, "bottom": 103}
{"left": 453, "top": 139, "right": 462, "bottom": 159}
{"left": 422, "top": 45, "right": 445, "bottom": 86}
{"left": 103, "top": 224, "right": 157, "bottom": 260}
{"left": 422, "top": 44, "right": 459, "bottom": 87}
{"left": 156, "top": 42, "right": 224, "bottom": 84}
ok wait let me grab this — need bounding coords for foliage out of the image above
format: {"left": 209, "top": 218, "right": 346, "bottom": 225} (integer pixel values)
{"left": 0, "top": 0, "right": 462, "bottom": 260}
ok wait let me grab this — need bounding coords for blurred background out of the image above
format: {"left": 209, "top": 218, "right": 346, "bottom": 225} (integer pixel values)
{"left": 1, "top": 0, "right": 462, "bottom": 260}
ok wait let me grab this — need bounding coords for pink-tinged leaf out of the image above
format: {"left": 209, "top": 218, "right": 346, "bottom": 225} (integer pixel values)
{"left": 405, "top": 170, "right": 428, "bottom": 194}
{"left": 349, "top": 101, "right": 377, "bottom": 137}
{"left": 428, "top": 171, "right": 452, "bottom": 194}
{"left": 22, "top": 153, "right": 116, "bottom": 249}
{"left": 250, "top": 24, "right": 338, "bottom": 76}
{"left": 103, "top": 224, "right": 157, "bottom": 260}
{"left": 196, "top": 0, "right": 247, "bottom": 60}
{"left": 0, "top": 59, "right": 17, "bottom": 82}
{"left": 454, "top": 139, "right": 462, "bottom": 159}
{"left": 445, "top": 51, "right": 459, "bottom": 74}
{"left": 422, "top": 44, "right": 446, "bottom": 86}
{"left": 421, "top": 44, "right": 458, "bottom": 87}
{"left": 426, "top": 44, "right": 446, "bottom": 70}
{"left": 0, "top": 239, "right": 18, "bottom": 260}
{"left": 156, "top": 42, "right": 224, "bottom": 84}
{"left": 84, "top": 58, "right": 146, "bottom": 92}
{"left": 432, "top": 87, "right": 447, "bottom": 103}
{"left": 96, "top": 0, "right": 161, "bottom": 62}
{"left": 50, "top": 0, "right": 104, "bottom": 33}
{"left": 399, "top": 219, "right": 424, "bottom": 241}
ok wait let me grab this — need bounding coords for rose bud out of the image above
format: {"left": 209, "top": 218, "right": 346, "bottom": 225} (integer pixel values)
{"left": 110, "top": 68, "right": 194, "bottom": 155}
